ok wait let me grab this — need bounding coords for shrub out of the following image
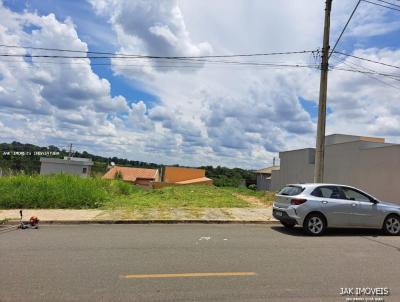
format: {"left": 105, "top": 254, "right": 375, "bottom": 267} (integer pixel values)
{"left": 0, "top": 174, "right": 112, "bottom": 209}
{"left": 248, "top": 184, "right": 257, "bottom": 191}
{"left": 108, "top": 180, "right": 134, "bottom": 195}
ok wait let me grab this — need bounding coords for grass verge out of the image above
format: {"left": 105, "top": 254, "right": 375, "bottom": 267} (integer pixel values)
{"left": 103, "top": 185, "right": 251, "bottom": 209}
{"left": 0, "top": 174, "right": 133, "bottom": 209}
{"left": 0, "top": 175, "right": 274, "bottom": 209}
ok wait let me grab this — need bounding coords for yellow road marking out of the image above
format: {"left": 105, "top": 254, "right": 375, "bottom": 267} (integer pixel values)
{"left": 122, "top": 272, "right": 257, "bottom": 279}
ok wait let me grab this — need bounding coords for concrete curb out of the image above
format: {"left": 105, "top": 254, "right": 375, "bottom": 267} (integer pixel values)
{"left": 5, "top": 219, "right": 279, "bottom": 225}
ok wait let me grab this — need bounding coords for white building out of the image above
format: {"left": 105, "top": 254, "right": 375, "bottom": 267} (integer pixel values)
{"left": 268, "top": 134, "right": 400, "bottom": 203}
{"left": 40, "top": 157, "right": 94, "bottom": 178}
{"left": 255, "top": 166, "right": 280, "bottom": 191}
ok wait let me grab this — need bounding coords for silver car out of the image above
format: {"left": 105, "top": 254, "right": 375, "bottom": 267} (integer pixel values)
{"left": 273, "top": 183, "right": 400, "bottom": 236}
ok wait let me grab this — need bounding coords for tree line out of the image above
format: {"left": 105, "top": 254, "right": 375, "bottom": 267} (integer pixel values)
{"left": 0, "top": 141, "right": 256, "bottom": 187}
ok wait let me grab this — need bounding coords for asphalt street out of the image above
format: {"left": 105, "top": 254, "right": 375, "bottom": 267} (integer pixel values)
{"left": 1, "top": 224, "right": 399, "bottom": 302}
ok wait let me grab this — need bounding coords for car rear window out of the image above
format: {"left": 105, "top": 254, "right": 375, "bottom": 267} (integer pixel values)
{"left": 278, "top": 186, "right": 304, "bottom": 196}
{"left": 311, "top": 186, "right": 343, "bottom": 199}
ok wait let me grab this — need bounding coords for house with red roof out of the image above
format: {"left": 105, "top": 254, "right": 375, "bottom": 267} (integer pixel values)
{"left": 102, "top": 166, "right": 160, "bottom": 188}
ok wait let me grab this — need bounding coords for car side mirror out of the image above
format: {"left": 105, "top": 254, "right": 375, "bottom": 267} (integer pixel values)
{"left": 371, "top": 199, "right": 379, "bottom": 204}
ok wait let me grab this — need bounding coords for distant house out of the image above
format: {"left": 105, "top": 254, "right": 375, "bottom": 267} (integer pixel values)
{"left": 255, "top": 166, "right": 280, "bottom": 191}
{"left": 163, "top": 166, "right": 213, "bottom": 185}
{"left": 102, "top": 166, "right": 160, "bottom": 187}
{"left": 40, "top": 157, "right": 93, "bottom": 178}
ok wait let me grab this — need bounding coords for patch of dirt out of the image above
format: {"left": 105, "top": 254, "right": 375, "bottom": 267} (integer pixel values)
{"left": 233, "top": 193, "right": 271, "bottom": 208}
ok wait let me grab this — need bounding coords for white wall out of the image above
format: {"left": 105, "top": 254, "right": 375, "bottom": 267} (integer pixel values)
{"left": 271, "top": 140, "right": 400, "bottom": 202}
{"left": 40, "top": 162, "right": 91, "bottom": 178}
{"left": 271, "top": 148, "right": 314, "bottom": 191}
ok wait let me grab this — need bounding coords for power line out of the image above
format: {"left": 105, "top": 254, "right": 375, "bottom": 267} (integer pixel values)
{"left": 329, "top": 52, "right": 348, "bottom": 68}
{"left": 3, "top": 51, "right": 399, "bottom": 78}
{"left": 0, "top": 51, "right": 316, "bottom": 60}
{"left": 334, "top": 67, "right": 400, "bottom": 90}
{"left": 0, "top": 44, "right": 323, "bottom": 71}
{"left": 1, "top": 53, "right": 398, "bottom": 81}
{"left": 329, "top": 0, "right": 361, "bottom": 59}
{"left": 0, "top": 53, "right": 321, "bottom": 69}
{"left": 332, "top": 66, "right": 400, "bottom": 79}
{"left": 0, "top": 57, "right": 314, "bottom": 66}
{"left": 331, "top": 54, "right": 400, "bottom": 90}
{"left": 337, "top": 55, "right": 400, "bottom": 82}
{"left": 0, "top": 44, "right": 119, "bottom": 56}
{"left": 0, "top": 59, "right": 320, "bottom": 70}
{"left": 0, "top": 44, "right": 316, "bottom": 59}
{"left": 373, "top": 0, "right": 400, "bottom": 9}
{"left": 361, "top": 0, "right": 400, "bottom": 12}
{"left": 329, "top": 0, "right": 400, "bottom": 59}
{"left": 334, "top": 51, "right": 400, "bottom": 70}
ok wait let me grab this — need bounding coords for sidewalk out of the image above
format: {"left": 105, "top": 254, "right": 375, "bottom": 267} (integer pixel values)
{"left": 0, "top": 207, "right": 277, "bottom": 224}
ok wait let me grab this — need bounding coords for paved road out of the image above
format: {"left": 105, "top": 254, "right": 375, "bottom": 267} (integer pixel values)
{"left": 1, "top": 224, "right": 399, "bottom": 302}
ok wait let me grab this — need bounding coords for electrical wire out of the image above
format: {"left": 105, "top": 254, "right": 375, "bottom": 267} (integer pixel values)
{"left": 0, "top": 44, "right": 316, "bottom": 59}
{"left": 0, "top": 61, "right": 320, "bottom": 71}
{"left": 333, "top": 51, "right": 400, "bottom": 70}
{"left": 373, "top": 0, "right": 400, "bottom": 9}
{"left": 329, "top": 0, "right": 361, "bottom": 59}
{"left": 0, "top": 55, "right": 321, "bottom": 69}
{"left": 1, "top": 44, "right": 398, "bottom": 81}
{"left": 338, "top": 55, "right": 400, "bottom": 82}
{"left": 361, "top": 0, "right": 400, "bottom": 12}
{"left": 332, "top": 66, "right": 400, "bottom": 79}
{"left": 331, "top": 54, "right": 400, "bottom": 90}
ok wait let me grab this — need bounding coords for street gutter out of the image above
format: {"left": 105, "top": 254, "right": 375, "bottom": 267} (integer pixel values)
{"left": 4, "top": 219, "right": 279, "bottom": 225}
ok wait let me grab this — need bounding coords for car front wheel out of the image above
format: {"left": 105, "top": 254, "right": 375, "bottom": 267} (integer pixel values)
{"left": 303, "top": 213, "right": 326, "bottom": 236}
{"left": 383, "top": 215, "right": 400, "bottom": 235}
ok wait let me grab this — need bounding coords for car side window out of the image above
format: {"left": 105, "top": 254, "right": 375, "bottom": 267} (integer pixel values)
{"left": 341, "top": 187, "right": 372, "bottom": 202}
{"left": 311, "top": 186, "right": 343, "bottom": 199}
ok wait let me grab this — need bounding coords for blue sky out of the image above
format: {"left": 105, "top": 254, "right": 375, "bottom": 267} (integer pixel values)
{"left": 0, "top": 0, "right": 399, "bottom": 168}
{"left": 4, "top": 0, "right": 159, "bottom": 108}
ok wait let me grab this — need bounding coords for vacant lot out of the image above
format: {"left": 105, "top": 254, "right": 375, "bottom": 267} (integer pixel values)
{"left": 103, "top": 185, "right": 274, "bottom": 209}
{"left": 0, "top": 175, "right": 274, "bottom": 209}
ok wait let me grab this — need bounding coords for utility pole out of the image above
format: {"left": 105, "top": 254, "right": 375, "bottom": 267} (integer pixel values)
{"left": 314, "top": 0, "right": 332, "bottom": 183}
{"left": 68, "top": 143, "right": 73, "bottom": 158}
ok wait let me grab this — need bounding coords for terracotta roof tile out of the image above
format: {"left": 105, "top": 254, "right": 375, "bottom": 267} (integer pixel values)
{"left": 175, "top": 177, "right": 213, "bottom": 184}
{"left": 102, "top": 166, "right": 158, "bottom": 182}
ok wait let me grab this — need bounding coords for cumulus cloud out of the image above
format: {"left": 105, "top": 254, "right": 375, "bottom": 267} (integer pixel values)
{"left": 0, "top": 7, "right": 121, "bottom": 115}
{"left": 0, "top": 3, "right": 141, "bottom": 152}
{"left": 1, "top": 0, "right": 400, "bottom": 169}
{"left": 327, "top": 48, "right": 400, "bottom": 138}
{"left": 90, "top": 0, "right": 212, "bottom": 73}
{"left": 85, "top": 0, "right": 400, "bottom": 167}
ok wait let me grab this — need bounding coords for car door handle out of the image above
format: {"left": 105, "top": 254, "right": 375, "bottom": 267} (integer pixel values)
{"left": 352, "top": 203, "right": 357, "bottom": 206}
{"left": 322, "top": 201, "right": 328, "bottom": 204}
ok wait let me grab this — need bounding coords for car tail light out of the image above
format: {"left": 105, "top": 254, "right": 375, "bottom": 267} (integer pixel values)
{"left": 290, "top": 198, "right": 307, "bottom": 205}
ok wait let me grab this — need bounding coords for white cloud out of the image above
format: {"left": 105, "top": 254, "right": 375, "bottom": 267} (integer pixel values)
{"left": 1, "top": 0, "right": 400, "bottom": 169}
{"left": 86, "top": 0, "right": 329, "bottom": 167}
{"left": 85, "top": 0, "right": 400, "bottom": 168}
{"left": 327, "top": 48, "right": 400, "bottom": 139}
{"left": 0, "top": 3, "right": 142, "bottom": 153}
{"left": 90, "top": 0, "right": 212, "bottom": 74}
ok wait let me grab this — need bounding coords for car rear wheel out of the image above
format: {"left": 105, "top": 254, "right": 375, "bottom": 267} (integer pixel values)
{"left": 281, "top": 221, "right": 295, "bottom": 229}
{"left": 383, "top": 215, "right": 400, "bottom": 235}
{"left": 303, "top": 213, "right": 326, "bottom": 236}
